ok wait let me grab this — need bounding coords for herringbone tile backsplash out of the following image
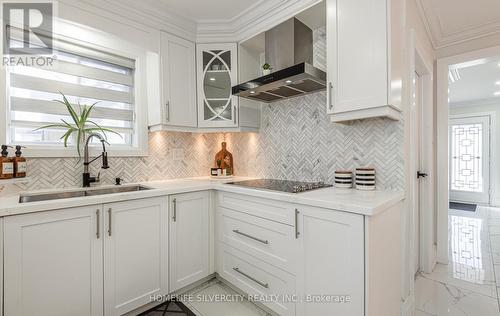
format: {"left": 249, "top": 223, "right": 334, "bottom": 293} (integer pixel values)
{"left": 18, "top": 92, "right": 403, "bottom": 191}
{"left": 15, "top": 26, "right": 403, "bottom": 192}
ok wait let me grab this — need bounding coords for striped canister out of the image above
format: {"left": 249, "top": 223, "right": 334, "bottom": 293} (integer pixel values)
{"left": 334, "top": 170, "right": 353, "bottom": 188}
{"left": 355, "top": 167, "right": 376, "bottom": 190}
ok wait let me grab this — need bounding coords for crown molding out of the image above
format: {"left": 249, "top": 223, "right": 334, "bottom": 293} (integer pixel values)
{"left": 196, "top": 0, "right": 321, "bottom": 43}
{"left": 416, "top": 0, "right": 500, "bottom": 49}
{"left": 59, "top": 0, "right": 321, "bottom": 44}
{"left": 60, "top": 0, "right": 198, "bottom": 41}
{"left": 450, "top": 97, "right": 500, "bottom": 108}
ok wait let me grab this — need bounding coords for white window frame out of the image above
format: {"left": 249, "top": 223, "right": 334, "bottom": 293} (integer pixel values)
{"left": 0, "top": 23, "right": 149, "bottom": 158}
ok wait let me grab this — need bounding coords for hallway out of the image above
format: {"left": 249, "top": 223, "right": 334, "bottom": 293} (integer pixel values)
{"left": 415, "top": 206, "right": 500, "bottom": 315}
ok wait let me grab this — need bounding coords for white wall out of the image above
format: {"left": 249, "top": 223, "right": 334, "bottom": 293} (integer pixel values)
{"left": 450, "top": 101, "right": 500, "bottom": 206}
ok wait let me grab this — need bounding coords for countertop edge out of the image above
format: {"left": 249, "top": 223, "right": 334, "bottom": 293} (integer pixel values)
{"left": 0, "top": 178, "right": 405, "bottom": 217}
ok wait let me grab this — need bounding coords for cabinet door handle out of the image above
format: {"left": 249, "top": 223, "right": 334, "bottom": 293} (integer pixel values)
{"left": 232, "top": 229, "right": 268, "bottom": 244}
{"left": 96, "top": 209, "right": 100, "bottom": 239}
{"left": 107, "top": 208, "right": 112, "bottom": 237}
{"left": 328, "top": 82, "right": 334, "bottom": 110}
{"left": 233, "top": 102, "right": 237, "bottom": 125}
{"left": 172, "top": 198, "right": 177, "bottom": 222}
{"left": 165, "top": 101, "right": 170, "bottom": 122}
{"left": 295, "top": 208, "right": 300, "bottom": 239}
{"left": 233, "top": 267, "right": 269, "bottom": 289}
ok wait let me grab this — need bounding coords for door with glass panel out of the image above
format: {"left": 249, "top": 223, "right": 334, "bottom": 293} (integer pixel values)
{"left": 449, "top": 116, "right": 490, "bottom": 204}
{"left": 196, "top": 43, "right": 238, "bottom": 128}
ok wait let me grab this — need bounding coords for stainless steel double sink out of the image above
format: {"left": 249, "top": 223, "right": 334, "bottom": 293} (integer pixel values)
{"left": 19, "top": 185, "right": 151, "bottom": 203}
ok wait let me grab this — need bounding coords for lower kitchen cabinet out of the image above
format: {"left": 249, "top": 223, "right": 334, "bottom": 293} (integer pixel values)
{"left": 295, "top": 206, "right": 364, "bottom": 316}
{"left": 4, "top": 205, "right": 104, "bottom": 316}
{"left": 169, "top": 191, "right": 210, "bottom": 292}
{"left": 3, "top": 196, "right": 168, "bottom": 316}
{"left": 217, "top": 191, "right": 402, "bottom": 316}
{"left": 104, "top": 197, "right": 168, "bottom": 316}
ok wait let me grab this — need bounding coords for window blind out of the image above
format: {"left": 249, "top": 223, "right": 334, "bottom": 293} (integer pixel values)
{"left": 7, "top": 29, "right": 136, "bottom": 146}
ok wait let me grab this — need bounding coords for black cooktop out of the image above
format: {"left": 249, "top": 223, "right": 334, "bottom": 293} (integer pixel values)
{"left": 226, "top": 179, "right": 332, "bottom": 193}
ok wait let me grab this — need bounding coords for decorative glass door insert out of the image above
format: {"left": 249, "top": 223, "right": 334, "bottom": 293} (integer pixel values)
{"left": 197, "top": 43, "right": 238, "bottom": 128}
{"left": 449, "top": 116, "right": 490, "bottom": 204}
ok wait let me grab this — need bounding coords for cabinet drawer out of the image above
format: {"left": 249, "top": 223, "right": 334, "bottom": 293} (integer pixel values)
{"left": 220, "top": 245, "right": 296, "bottom": 316}
{"left": 218, "top": 192, "right": 294, "bottom": 225}
{"left": 219, "top": 207, "right": 296, "bottom": 273}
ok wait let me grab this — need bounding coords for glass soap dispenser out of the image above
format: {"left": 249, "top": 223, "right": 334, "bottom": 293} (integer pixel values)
{"left": 0, "top": 145, "right": 14, "bottom": 179}
{"left": 13, "top": 145, "right": 27, "bottom": 178}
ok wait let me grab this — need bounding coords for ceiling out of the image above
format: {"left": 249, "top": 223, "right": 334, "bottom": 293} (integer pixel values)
{"left": 449, "top": 57, "right": 500, "bottom": 105}
{"left": 158, "top": 0, "right": 267, "bottom": 22}
{"left": 418, "top": 0, "right": 500, "bottom": 48}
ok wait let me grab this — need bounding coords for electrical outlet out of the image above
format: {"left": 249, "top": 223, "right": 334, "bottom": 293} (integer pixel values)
{"left": 172, "top": 148, "right": 184, "bottom": 161}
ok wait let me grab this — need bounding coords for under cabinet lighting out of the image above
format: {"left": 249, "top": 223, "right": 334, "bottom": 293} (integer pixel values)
{"left": 250, "top": 91, "right": 256, "bottom": 94}
{"left": 209, "top": 77, "right": 216, "bottom": 81}
{"left": 494, "top": 91, "right": 500, "bottom": 96}
{"left": 285, "top": 80, "right": 292, "bottom": 84}
{"left": 496, "top": 81, "right": 500, "bottom": 85}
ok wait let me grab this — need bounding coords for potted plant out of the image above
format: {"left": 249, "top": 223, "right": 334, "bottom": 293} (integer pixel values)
{"left": 35, "top": 92, "right": 121, "bottom": 157}
{"left": 262, "top": 63, "right": 272, "bottom": 75}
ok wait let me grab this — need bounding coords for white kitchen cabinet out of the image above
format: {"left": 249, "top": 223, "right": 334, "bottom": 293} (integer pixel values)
{"left": 149, "top": 32, "right": 197, "bottom": 129}
{"left": 4, "top": 205, "right": 104, "bottom": 316}
{"left": 104, "top": 197, "right": 168, "bottom": 316}
{"left": 169, "top": 191, "right": 210, "bottom": 292}
{"left": 326, "top": 0, "right": 402, "bottom": 122}
{"left": 295, "top": 206, "right": 364, "bottom": 316}
{"left": 196, "top": 43, "right": 239, "bottom": 128}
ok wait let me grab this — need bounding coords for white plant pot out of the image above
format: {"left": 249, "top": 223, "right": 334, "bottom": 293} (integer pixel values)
{"left": 263, "top": 69, "right": 271, "bottom": 75}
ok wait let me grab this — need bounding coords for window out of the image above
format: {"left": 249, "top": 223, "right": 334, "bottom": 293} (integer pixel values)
{"left": 5, "top": 34, "right": 136, "bottom": 149}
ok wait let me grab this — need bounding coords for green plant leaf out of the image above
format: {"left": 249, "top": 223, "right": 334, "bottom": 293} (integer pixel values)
{"left": 56, "top": 92, "right": 80, "bottom": 126}
{"left": 34, "top": 124, "right": 70, "bottom": 131}
{"left": 76, "top": 129, "right": 82, "bottom": 157}
{"left": 60, "top": 129, "right": 73, "bottom": 147}
{"left": 86, "top": 120, "right": 122, "bottom": 138}
{"left": 83, "top": 102, "right": 99, "bottom": 123}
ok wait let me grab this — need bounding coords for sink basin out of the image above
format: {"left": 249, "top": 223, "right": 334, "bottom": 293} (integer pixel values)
{"left": 19, "top": 185, "right": 152, "bottom": 203}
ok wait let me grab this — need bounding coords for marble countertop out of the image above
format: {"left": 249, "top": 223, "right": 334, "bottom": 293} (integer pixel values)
{"left": 0, "top": 177, "right": 404, "bottom": 217}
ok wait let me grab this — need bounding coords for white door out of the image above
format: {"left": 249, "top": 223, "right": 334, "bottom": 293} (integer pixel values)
{"left": 160, "top": 32, "right": 197, "bottom": 127}
{"left": 411, "top": 71, "right": 424, "bottom": 274}
{"left": 169, "top": 191, "right": 210, "bottom": 292}
{"left": 295, "top": 206, "right": 364, "bottom": 316}
{"left": 104, "top": 197, "right": 168, "bottom": 316}
{"left": 449, "top": 116, "right": 491, "bottom": 204}
{"left": 4, "top": 206, "right": 103, "bottom": 316}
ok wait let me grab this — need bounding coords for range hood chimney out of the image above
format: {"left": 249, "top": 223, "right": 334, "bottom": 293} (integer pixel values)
{"left": 232, "top": 18, "right": 326, "bottom": 103}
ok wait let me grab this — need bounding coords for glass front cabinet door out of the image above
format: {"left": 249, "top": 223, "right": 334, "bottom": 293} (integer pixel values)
{"left": 196, "top": 43, "right": 238, "bottom": 128}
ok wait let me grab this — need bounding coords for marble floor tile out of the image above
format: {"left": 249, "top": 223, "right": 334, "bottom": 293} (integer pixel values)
{"left": 182, "top": 280, "right": 271, "bottom": 316}
{"left": 419, "top": 263, "right": 497, "bottom": 298}
{"left": 415, "top": 277, "right": 500, "bottom": 316}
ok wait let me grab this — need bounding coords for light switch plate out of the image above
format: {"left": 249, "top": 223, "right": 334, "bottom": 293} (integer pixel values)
{"left": 172, "top": 148, "right": 184, "bottom": 161}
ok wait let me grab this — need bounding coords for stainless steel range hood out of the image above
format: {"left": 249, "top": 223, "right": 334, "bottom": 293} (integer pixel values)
{"left": 232, "top": 18, "right": 326, "bottom": 103}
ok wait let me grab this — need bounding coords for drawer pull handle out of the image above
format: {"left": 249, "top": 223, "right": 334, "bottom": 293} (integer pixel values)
{"left": 295, "top": 208, "right": 300, "bottom": 239}
{"left": 233, "top": 267, "right": 269, "bottom": 289}
{"left": 96, "top": 209, "right": 100, "bottom": 239}
{"left": 172, "top": 198, "right": 177, "bottom": 222}
{"left": 232, "top": 229, "right": 268, "bottom": 244}
{"left": 108, "top": 208, "right": 112, "bottom": 237}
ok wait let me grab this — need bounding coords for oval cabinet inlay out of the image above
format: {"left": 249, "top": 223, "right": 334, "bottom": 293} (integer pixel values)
{"left": 197, "top": 44, "right": 238, "bottom": 127}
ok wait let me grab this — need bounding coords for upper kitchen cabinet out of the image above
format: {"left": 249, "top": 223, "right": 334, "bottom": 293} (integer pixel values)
{"left": 197, "top": 43, "right": 239, "bottom": 128}
{"left": 149, "top": 32, "right": 197, "bottom": 130}
{"left": 326, "top": 0, "right": 403, "bottom": 123}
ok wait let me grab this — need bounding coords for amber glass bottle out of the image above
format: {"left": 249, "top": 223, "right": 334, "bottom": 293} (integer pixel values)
{"left": 0, "top": 145, "right": 14, "bottom": 179}
{"left": 13, "top": 145, "right": 27, "bottom": 178}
